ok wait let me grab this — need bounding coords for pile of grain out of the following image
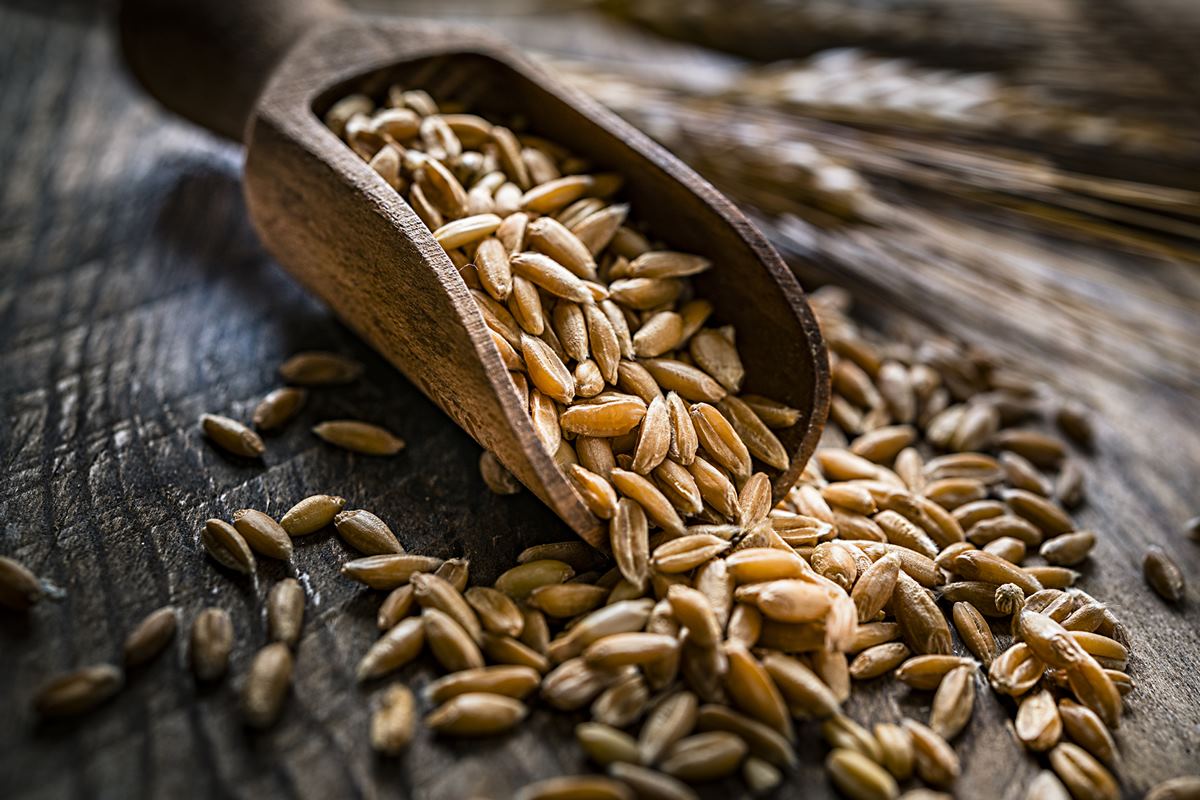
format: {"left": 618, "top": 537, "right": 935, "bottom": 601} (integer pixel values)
{"left": 4, "top": 84, "right": 1195, "bottom": 800}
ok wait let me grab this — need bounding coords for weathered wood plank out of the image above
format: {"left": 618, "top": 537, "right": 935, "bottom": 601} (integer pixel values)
{"left": 1, "top": 3, "right": 1198, "bottom": 800}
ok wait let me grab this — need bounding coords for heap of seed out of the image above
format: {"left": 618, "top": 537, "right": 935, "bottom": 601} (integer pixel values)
{"left": 8, "top": 87, "right": 1196, "bottom": 800}
{"left": 327, "top": 86, "right": 802, "bottom": 593}
{"left": 316, "top": 88, "right": 1194, "bottom": 799}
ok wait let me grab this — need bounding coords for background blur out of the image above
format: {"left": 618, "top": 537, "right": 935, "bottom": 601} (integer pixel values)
{"left": 370, "top": 0, "right": 1200, "bottom": 391}
{"left": 1, "top": 1, "right": 1198, "bottom": 798}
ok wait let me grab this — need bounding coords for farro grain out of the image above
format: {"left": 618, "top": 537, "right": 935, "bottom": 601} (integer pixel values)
{"left": 652, "top": 459, "right": 704, "bottom": 516}
{"left": 875, "top": 510, "right": 939, "bottom": 559}
{"left": 1039, "top": 531, "right": 1095, "bottom": 567}
{"left": 632, "top": 311, "right": 684, "bottom": 359}
{"left": 201, "top": 413, "right": 265, "bottom": 458}
{"left": 412, "top": 572, "right": 483, "bottom": 643}
{"left": 333, "top": 510, "right": 403, "bottom": 554}
{"left": 1144, "top": 777, "right": 1200, "bottom": 800}
{"left": 983, "top": 536, "right": 1027, "bottom": 563}
{"left": 201, "top": 518, "right": 255, "bottom": 574}
{"left": 693, "top": 557, "right": 734, "bottom": 630}
{"left": 280, "top": 494, "right": 346, "bottom": 535}
{"left": 263, "top": 578, "right": 305, "bottom": 648}
{"left": 761, "top": 652, "right": 840, "bottom": 719}
{"left": 542, "top": 657, "right": 619, "bottom": 711}
{"left": 474, "top": 288, "right": 523, "bottom": 345}
{"left": 612, "top": 469, "right": 686, "bottom": 535}
{"left": 928, "top": 664, "right": 974, "bottom": 741}
{"left": 850, "top": 425, "right": 917, "bottom": 463}
{"left": 560, "top": 397, "right": 647, "bottom": 437}
{"left": 823, "top": 714, "right": 883, "bottom": 763}
{"left": 811, "top": 649, "right": 852, "bottom": 703}
{"left": 892, "top": 573, "right": 953, "bottom": 654}
{"left": 894, "top": 655, "right": 976, "bottom": 691}
{"left": 427, "top": 691, "right": 528, "bottom": 736}
{"left": 1024, "top": 770, "right": 1073, "bottom": 800}
{"left": 433, "top": 213, "right": 502, "bottom": 249}
{"left": 278, "top": 351, "right": 362, "bottom": 385}
{"left": 631, "top": 396, "right": 671, "bottom": 474}
{"left": 123, "top": 606, "right": 178, "bottom": 667}
{"left": 848, "top": 622, "right": 902, "bottom": 653}
{"left": 633, "top": 362, "right": 720, "bottom": 406}
{"left": 726, "top": 547, "right": 809, "bottom": 583}
{"left": 659, "top": 731, "right": 748, "bottom": 782}
{"left": 464, "top": 586, "right": 524, "bottom": 638}
{"left": 481, "top": 632, "right": 550, "bottom": 673}
{"left": 687, "top": 457, "right": 741, "bottom": 519}
{"left": 1057, "top": 699, "right": 1117, "bottom": 766}
{"left": 510, "top": 251, "right": 593, "bottom": 302}
{"left": 552, "top": 302, "right": 591, "bottom": 362}
{"left": 662, "top": 392, "right": 700, "bottom": 466}
{"left": 0, "top": 556, "right": 41, "bottom": 610}
{"left": 522, "top": 333, "right": 576, "bottom": 404}
{"left": 577, "top": 721, "right": 639, "bottom": 766}
{"left": 252, "top": 387, "right": 307, "bottom": 431}
{"left": 33, "top": 664, "right": 123, "bottom": 717}
{"left": 530, "top": 583, "right": 608, "bottom": 618}
{"left": 951, "top": 602, "right": 996, "bottom": 666}
{"left": 742, "top": 758, "right": 781, "bottom": 794}
{"left": 1015, "top": 689, "right": 1061, "bottom": 751}
{"left": 528, "top": 216, "right": 597, "bottom": 279}
{"left": 516, "top": 775, "right": 634, "bottom": 800}
{"left": 903, "top": 719, "right": 959, "bottom": 788}
{"left": 480, "top": 451, "right": 522, "bottom": 495}
{"left": 231, "top": 509, "right": 293, "bottom": 561}
{"left": 590, "top": 671, "right": 649, "bottom": 728}
{"left": 1068, "top": 631, "right": 1128, "bottom": 666}
{"left": 434, "top": 557, "right": 470, "bottom": 592}
{"left": 357, "top": 616, "right": 425, "bottom": 681}
{"left": 1063, "top": 650, "right": 1122, "bottom": 728}
{"left": 242, "top": 643, "right": 292, "bottom": 728}
{"left": 1048, "top": 743, "right": 1118, "bottom": 800}
{"left": 370, "top": 683, "right": 416, "bottom": 755}
{"left": 637, "top": 690, "right": 698, "bottom": 765}
{"left": 825, "top": 748, "right": 899, "bottom": 800}
{"left": 966, "top": 515, "right": 1043, "bottom": 547}
{"left": 190, "top": 607, "right": 233, "bottom": 682}
{"left": 688, "top": 328, "right": 743, "bottom": 393}
{"left": 874, "top": 722, "right": 915, "bottom": 781}
{"left": 312, "top": 419, "right": 405, "bottom": 454}
{"left": 949, "top": 550, "right": 1042, "bottom": 594}
{"left": 1017, "top": 609, "right": 1088, "bottom": 670}
{"left": 1144, "top": 545, "right": 1185, "bottom": 602}
{"left": 894, "top": 447, "right": 925, "bottom": 493}
{"left": 850, "top": 642, "right": 911, "bottom": 680}
{"left": 424, "top": 608, "right": 484, "bottom": 671}
{"left": 495, "top": 559, "right": 575, "bottom": 599}
{"left": 987, "top": 640, "right": 1044, "bottom": 695}
{"left": 425, "top": 665, "right": 540, "bottom": 704}
{"left": 609, "top": 278, "right": 685, "bottom": 310}
{"left": 722, "top": 641, "right": 793, "bottom": 739}
{"left": 1001, "top": 489, "right": 1073, "bottom": 536}
{"left": 992, "top": 430, "right": 1068, "bottom": 468}
{"left": 571, "top": 204, "right": 629, "bottom": 256}
{"left": 342, "top": 554, "right": 444, "bottom": 590}
{"left": 955, "top": 499, "right": 1007, "bottom": 529}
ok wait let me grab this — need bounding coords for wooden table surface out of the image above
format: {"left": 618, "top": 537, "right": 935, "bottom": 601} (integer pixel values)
{"left": 1, "top": 3, "right": 1198, "bottom": 799}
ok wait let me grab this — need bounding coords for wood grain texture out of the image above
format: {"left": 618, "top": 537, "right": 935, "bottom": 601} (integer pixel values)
{"left": 1, "top": 3, "right": 1198, "bottom": 800}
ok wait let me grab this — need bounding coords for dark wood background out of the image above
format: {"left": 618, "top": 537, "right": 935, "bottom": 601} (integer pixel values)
{"left": 1, "top": 2, "right": 1197, "bottom": 799}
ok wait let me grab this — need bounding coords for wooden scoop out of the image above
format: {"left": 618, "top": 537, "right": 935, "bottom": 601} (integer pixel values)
{"left": 119, "top": 0, "right": 830, "bottom": 548}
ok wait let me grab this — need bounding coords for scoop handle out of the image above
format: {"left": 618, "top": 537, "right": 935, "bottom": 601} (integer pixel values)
{"left": 119, "top": 0, "right": 342, "bottom": 141}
